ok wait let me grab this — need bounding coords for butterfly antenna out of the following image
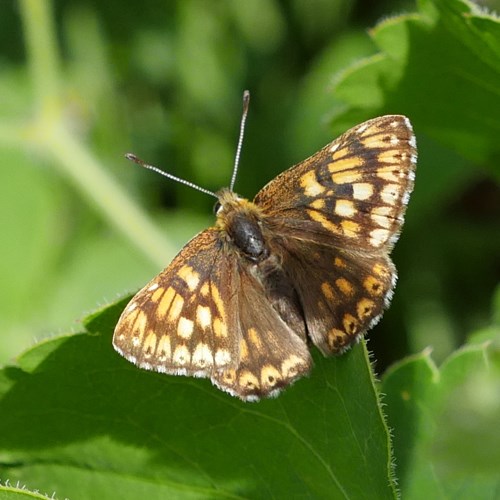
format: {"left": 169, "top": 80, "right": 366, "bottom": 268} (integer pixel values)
{"left": 125, "top": 154, "right": 218, "bottom": 198}
{"left": 229, "top": 90, "right": 250, "bottom": 192}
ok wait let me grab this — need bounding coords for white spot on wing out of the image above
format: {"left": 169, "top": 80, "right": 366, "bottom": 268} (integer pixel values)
{"left": 329, "top": 142, "right": 340, "bottom": 152}
{"left": 335, "top": 200, "right": 356, "bottom": 217}
{"left": 370, "top": 228, "right": 389, "bottom": 247}
{"left": 380, "top": 184, "right": 400, "bottom": 204}
{"left": 177, "top": 317, "right": 194, "bottom": 339}
{"left": 215, "top": 349, "right": 231, "bottom": 366}
{"left": 192, "top": 343, "right": 214, "bottom": 368}
{"left": 352, "top": 183, "right": 373, "bottom": 201}
{"left": 173, "top": 345, "right": 190, "bottom": 365}
{"left": 196, "top": 305, "right": 211, "bottom": 329}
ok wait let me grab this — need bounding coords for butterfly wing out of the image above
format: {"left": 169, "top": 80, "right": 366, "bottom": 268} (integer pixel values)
{"left": 114, "top": 115, "right": 416, "bottom": 397}
{"left": 212, "top": 263, "right": 312, "bottom": 401}
{"left": 255, "top": 115, "right": 416, "bottom": 252}
{"left": 113, "top": 229, "right": 312, "bottom": 400}
{"left": 113, "top": 229, "right": 241, "bottom": 377}
{"left": 274, "top": 237, "right": 395, "bottom": 355}
{"left": 254, "top": 115, "right": 416, "bottom": 354}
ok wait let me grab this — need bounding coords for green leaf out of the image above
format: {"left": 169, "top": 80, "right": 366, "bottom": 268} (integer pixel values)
{"left": 0, "top": 299, "right": 396, "bottom": 499}
{"left": 0, "top": 483, "right": 50, "bottom": 500}
{"left": 381, "top": 315, "right": 500, "bottom": 498}
{"left": 0, "top": 149, "right": 65, "bottom": 363}
{"left": 332, "top": 0, "right": 500, "bottom": 167}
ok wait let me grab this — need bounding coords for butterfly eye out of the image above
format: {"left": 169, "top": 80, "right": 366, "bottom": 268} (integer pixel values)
{"left": 213, "top": 201, "right": 222, "bottom": 215}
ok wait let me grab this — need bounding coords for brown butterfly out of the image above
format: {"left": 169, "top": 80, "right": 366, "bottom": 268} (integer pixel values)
{"left": 113, "top": 92, "right": 417, "bottom": 401}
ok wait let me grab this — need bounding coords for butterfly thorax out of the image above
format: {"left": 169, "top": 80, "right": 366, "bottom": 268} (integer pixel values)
{"left": 215, "top": 188, "right": 270, "bottom": 263}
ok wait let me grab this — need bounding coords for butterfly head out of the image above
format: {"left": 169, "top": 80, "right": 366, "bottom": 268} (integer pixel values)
{"left": 213, "top": 187, "right": 245, "bottom": 213}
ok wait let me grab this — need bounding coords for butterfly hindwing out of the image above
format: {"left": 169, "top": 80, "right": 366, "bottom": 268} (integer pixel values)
{"left": 212, "top": 266, "right": 312, "bottom": 400}
{"left": 274, "top": 237, "right": 395, "bottom": 355}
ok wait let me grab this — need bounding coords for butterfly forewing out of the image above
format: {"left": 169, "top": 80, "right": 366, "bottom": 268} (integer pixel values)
{"left": 114, "top": 229, "right": 313, "bottom": 400}
{"left": 255, "top": 115, "right": 416, "bottom": 252}
{"left": 113, "top": 230, "right": 240, "bottom": 377}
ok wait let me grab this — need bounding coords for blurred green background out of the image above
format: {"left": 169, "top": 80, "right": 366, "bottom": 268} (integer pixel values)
{"left": 0, "top": 0, "right": 498, "bottom": 373}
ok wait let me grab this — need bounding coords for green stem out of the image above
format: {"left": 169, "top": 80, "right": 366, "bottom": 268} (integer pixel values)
{"left": 17, "top": 0, "right": 175, "bottom": 267}
{"left": 46, "top": 124, "right": 176, "bottom": 266}
{"left": 19, "top": 0, "right": 61, "bottom": 117}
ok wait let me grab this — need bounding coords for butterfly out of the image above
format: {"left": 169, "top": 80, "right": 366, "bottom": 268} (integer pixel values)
{"left": 113, "top": 92, "right": 417, "bottom": 401}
